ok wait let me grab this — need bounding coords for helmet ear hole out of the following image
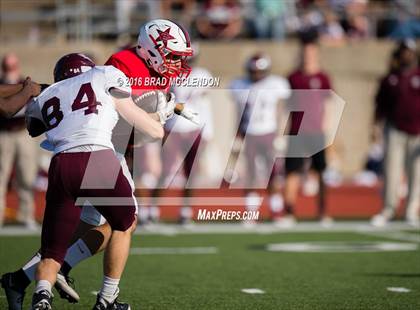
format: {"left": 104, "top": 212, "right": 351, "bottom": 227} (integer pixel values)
{"left": 148, "top": 50, "right": 156, "bottom": 57}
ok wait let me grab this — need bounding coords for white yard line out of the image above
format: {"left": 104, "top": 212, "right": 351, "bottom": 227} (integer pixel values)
{"left": 387, "top": 287, "right": 412, "bottom": 293}
{"left": 130, "top": 246, "right": 219, "bottom": 255}
{"left": 241, "top": 288, "right": 265, "bottom": 294}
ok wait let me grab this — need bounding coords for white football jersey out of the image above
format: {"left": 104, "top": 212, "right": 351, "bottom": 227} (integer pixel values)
{"left": 26, "top": 66, "right": 131, "bottom": 154}
{"left": 166, "top": 67, "right": 214, "bottom": 140}
{"left": 230, "top": 75, "right": 290, "bottom": 135}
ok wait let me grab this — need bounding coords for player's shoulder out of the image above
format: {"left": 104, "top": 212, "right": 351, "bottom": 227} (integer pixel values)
{"left": 93, "top": 65, "right": 126, "bottom": 77}
{"left": 106, "top": 47, "right": 149, "bottom": 73}
{"left": 264, "top": 75, "right": 289, "bottom": 87}
{"left": 107, "top": 47, "right": 137, "bottom": 62}
{"left": 37, "top": 78, "right": 68, "bottom": 101}
{"left": 288, "top": 69, "right": 302, "bottom": 81}
{"left": 315, "top": 70, "right": 331, "bottom": 82}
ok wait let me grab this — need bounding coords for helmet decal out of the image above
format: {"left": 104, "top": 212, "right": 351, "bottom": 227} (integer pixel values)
{"left": 155, "top": 28, "right": 175, "bottom": 47}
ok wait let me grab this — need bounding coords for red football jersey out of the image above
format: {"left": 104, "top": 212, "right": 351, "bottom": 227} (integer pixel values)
{"left": 105, "top": 47, "right": 170, "bottom": 96}
{"left": 105, "top": 47, "right": 170, "bottom": 153}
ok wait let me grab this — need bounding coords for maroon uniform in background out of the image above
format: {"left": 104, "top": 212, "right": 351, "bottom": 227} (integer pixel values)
{"left": 375, "top": 68, "right": 420, "bottom": 135}
{"left": 371, "top": 63, "right": 420, "bottom": 225}
{"left": 285, "top": 69, "right": 332, "bottom": 173}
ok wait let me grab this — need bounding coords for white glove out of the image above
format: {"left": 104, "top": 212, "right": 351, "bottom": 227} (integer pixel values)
{"left": 156, "top": 92, "right": 176, "bottom": 125}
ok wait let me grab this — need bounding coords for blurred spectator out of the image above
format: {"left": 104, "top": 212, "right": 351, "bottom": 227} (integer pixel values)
{"left": 229, "top": 53, "right": 291, "bottom": 225}
{"left": 252, "top": 0, "right": 297, "bottom": 40}
{"left": 161, "top": 0, "right": 196, "bottom": 32}
{"left": 0, "top": 53, "right": 38, "bottom": 229}
{"left": 342, "top": 0, "right": 370, "bottom": 39}
{"left": 377, "top": 0, "right": 420, "bottom": 39}
{"left": 115, "top": 0, "right": 162, "bottom": 39}
{"left": 371, "top": 40, "right": 420, "bottom": 227}
{"left": 195, "top": 0, "right": 243, "bottom": 40}
{"left": 282, "top": 39, "right": 334, "bottom": 228}
{"left": 151, "top": 44, "right": 215, "bottom": 224}
{"left": 287, "top": 8, "right": 324, "bottom": 36}
{"left": 320, "top": 9, "right": 346, "bottom": 45}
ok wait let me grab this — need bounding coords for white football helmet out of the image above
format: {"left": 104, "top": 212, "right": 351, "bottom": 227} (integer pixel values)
{"left": 137, "top": 19, "right": 193, "bottom": 79}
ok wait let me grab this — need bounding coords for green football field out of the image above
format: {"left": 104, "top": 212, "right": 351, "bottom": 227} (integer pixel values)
{"left": 1, "top": 223, "right": 419, "bottom": 310}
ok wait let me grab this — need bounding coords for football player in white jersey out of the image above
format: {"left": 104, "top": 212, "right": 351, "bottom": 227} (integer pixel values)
{"left": 23, "top": 53, "right": 173, "bottom": 310}
{"left": 1, "top": 19, "right": 191, "bottom": 310}
{"left": 229, "top": 53, "right": 291, "bottom": 223}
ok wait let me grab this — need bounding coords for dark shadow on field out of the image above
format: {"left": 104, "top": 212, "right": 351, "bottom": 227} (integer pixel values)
{"left": 248, "top": 245, "right": 267, "bottom": 251}
{"left": 362, "top": 273, "right": 420, "bottom": 278}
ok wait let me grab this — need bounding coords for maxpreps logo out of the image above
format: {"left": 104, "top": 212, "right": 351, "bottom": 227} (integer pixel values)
{"left": 197, "top": 209, "right": 260, "bottom": 221}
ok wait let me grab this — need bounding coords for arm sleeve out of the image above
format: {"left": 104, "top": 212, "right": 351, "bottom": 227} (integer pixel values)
{"left": 25, "top": 98, "right": 43, "bottom": 121}
{"left": 25, "top": 98, "right": 47, "bottom": 137}
{"left": 103, "top": 66, "right": 132, "bottom": 97}
{"left": 274, "top": 77, "right": 291, "bottom": 100}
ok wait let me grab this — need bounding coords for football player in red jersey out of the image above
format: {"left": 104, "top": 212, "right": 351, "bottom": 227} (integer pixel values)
{"left": 1, "top": 19, "right": 192, "bottom": 310}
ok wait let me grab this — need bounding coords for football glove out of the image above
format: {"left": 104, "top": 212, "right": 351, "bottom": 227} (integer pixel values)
{"left": 156, "top": 91, "right": 176, "bottom": 125}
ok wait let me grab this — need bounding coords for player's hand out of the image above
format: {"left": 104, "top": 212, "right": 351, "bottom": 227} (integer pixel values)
{"left": 23, "top": 77, "right": 41, "bottom": 97}
{"left": 156, "top": 92, "right": 176, "bottom": 124}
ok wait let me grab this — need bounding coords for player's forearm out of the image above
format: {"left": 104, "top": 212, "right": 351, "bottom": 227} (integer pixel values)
{"left": 0, "top": 87, "right": 32, "bottom": 118}
{"left": 114, "top": 97, "right": 164, "bottom": 139}
{"left": 148, "top": 112, "right": 160, "bottom": 122}
{"left": 0, "top": 83, "right": 23, "bottom": 98}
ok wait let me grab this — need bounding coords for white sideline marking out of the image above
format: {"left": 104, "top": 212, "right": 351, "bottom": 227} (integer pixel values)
{"left": 0, "top": 222, "right": 418, "bottom": 236}
{"left": 91, "top": 291, "right": 99, "bottom": 296}
{"left": 358, "top": 231, "right": 420, "bottom": 243}
{"left": 241, "top": 288, "right": 265, "bottom": 294}
{"left": 130, "top": 247, "right": 218, "bottom": 255}
{"left": 387, "top": 287, "right": 411, "bottom": 293}
{"left": 266, "top": 242, "right": 418, "bottom": 253}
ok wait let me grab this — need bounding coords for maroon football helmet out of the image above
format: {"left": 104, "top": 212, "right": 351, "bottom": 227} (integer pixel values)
{"left": 53, "top": 53, "right": 95, "bottom": 82}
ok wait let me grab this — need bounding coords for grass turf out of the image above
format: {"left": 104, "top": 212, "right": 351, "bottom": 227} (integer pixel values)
{"left": 1, "top": 230, "right": 419, "bottom": 309}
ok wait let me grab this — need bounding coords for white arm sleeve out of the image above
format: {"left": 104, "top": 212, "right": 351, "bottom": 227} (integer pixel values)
{"left": 25, "top": 98, "right": 44, "bottom": 123}
{"left": 103, "top": 66, "right": 132, "bottom": 96}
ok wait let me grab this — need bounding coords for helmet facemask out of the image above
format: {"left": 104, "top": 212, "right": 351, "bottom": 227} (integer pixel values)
{"left": 150, "top": 39, "right": 192, "bottom": 80}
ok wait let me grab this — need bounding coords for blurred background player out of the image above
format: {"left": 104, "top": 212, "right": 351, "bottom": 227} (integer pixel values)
{"left": 282, "top": 33, "right": 333, "bottom": 228}
{"left": 0, "top": 53, "right": 38, "bottom": 230}
{"left": 229, "top": 52, "right": 290, "bottom": 224}
{"left": 371, "top": 40, "right": 420, "bottom": 228}
{"left": 149, "top": 43, "right": 214, "bottom": 225}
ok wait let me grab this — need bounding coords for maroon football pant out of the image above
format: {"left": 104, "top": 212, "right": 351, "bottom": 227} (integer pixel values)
{"left": 41, "top": 149, "right": 136, "bottom": 264}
